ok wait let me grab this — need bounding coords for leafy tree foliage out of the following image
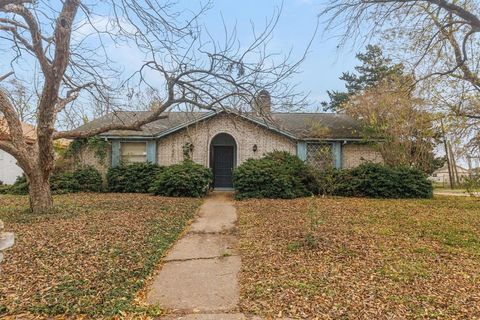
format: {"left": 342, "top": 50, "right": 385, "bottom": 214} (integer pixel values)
{"left": 323, "top": 45, "right": 404, "bottom": 111}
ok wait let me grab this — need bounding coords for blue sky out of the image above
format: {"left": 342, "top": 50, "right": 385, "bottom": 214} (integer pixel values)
{"left": 1, "top": 0, "right": 363, "bottom": 112}
{"left": 184, "top": 0, "right": 360, "bottom": 109}
{"left": 97, "top": 0, "right": 363, "bottom": 110}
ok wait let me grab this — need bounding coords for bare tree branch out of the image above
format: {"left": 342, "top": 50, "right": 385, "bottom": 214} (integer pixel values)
{"left": 0, "top": 0, "right": 309, "bottom": 212}
{"left": 0, "top": 71, "right": 13, "bottom": 82}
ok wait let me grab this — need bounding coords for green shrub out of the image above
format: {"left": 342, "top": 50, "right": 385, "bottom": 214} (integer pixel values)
{"left": 50, "top": 172, "right": 80, "bottom": 193}
{"left": 107, "top": 162, "right": 163, "bottom": 193}
{"left": 394, "top": 166, "right": 433, "bottom": 198}
{"left": 150, "top": 160, "right": 212, "bottom": 197}
{"left": 463, "top": 174, "right": 480, "bottom": 197}
{"left": 233, "top": 151, "right": 316, "bottom": 199}
{"left": 0, "top": 167, "right": 102, "bottom": 195}
{"left": 51, "top": 166, "right": 103, "bottom": 193}
{"left": 1, "top": 175, "right": 29, "bottom": 195}
{"left": 325, "top": 163, "right": 433, "bottom": 199}
{"left": 73, "top": 166, "right": 103, "bottom": 192}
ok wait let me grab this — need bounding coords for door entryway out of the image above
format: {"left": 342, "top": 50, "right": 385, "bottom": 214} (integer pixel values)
{"left": 213, "top": 146, "right": 234, "bottom": 188}
{"left": 210, "top": 133, "right": 237, "bottom": 189}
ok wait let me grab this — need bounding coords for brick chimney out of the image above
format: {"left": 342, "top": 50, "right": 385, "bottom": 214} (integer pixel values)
{"left": 252, "top": 90, "right": 271, "bottom": 116}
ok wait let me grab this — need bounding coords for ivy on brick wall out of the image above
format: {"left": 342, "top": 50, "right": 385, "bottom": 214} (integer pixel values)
{"left": 65, "top": 136, "right": 109, "bottom": 165}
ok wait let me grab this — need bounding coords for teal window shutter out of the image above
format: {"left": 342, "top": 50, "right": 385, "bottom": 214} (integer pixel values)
{"left": 296, "top": 141, "right": 307, "bottom": 161}
{"left": 111, "top": 140, "right": 121, "bottom": 167}
{"left": 146, "top": 141, "right": 157, "bottom": 163}
{"left": 332, "top": 142, "right": 342, "bottom": 169}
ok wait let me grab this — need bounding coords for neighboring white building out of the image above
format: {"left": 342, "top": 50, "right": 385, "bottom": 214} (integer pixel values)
{"left": 0, "top": 150, "right": 24, "bottom": 185}
{"left": 0, "top": 118, "right": 36, "bottom": 185}
{"left": 0, "top": 117, "right": 71, "bottom": 185}
{"left": 429, "top": 164, "right": 470, "bottom": 186}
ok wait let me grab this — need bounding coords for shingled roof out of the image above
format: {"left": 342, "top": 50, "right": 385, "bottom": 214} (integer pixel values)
{"left": 73, "top": 110, "right": 365, "bottom": 140}
{"left": 0, "top": 117, "right": 37, "bottom": 143}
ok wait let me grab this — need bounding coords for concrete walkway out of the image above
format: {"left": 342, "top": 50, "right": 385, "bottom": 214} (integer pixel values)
{"left": 434, "top": 190, "right": 479, "bottom": 197}
{"left": 147, "top": 192, "right": 243, "bottom": 319}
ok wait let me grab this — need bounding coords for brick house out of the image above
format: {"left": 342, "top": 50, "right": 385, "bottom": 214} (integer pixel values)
{"left": 75, "top": 105, "right": 382, "bottom": 189}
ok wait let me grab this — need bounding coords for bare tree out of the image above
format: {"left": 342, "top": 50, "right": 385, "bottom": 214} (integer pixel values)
{"left": 320, "top": 0, "right": 480, "bottom": 118}
{"left": 0, "top": 0, "right": 310, "bottom": 213}
{"left": 345, "top": 74, "right": 441, "bottom": 173}
{"left": 0, "top": 78, "right": 35, "bottom": 123}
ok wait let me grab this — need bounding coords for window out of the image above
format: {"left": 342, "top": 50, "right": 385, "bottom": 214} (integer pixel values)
{"left": 121, "top": 142, "right": 147, "bottom": 163}
{"left": 306, "top": 143, "right": 334, "bottom": 170}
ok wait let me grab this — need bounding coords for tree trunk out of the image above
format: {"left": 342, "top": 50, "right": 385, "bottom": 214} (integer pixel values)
{"left": 28, "top": 174, "right": 53, "bottom": 214}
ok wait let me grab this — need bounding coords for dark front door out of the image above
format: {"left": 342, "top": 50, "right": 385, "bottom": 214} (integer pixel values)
{"left": 213, "top": 146, "right": 234, "bottom": 188}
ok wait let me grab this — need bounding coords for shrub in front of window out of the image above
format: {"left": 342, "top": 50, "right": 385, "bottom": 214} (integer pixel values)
{"left": 311, "top": 168, "right": 361, "bottom": 197}
{"left": 150, "top": 160, "right": 212, "bottom": 197}
{"left": 51, "top": 166, "right": 103, "bottom": 193}
{"left": 107, "top": 162, "right": 163, "bottom": 193}
{"left": 233, "top": 151, "right": 316, "bottom": 199}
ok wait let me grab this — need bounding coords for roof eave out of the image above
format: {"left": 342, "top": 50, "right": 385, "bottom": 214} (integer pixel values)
{"left": 301, "top": 138, "right": 379, "bottom": 142}
{"left": 100, "top": 135, "right": 157, "bottom": 140}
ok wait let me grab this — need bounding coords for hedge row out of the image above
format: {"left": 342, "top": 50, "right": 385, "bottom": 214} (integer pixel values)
{"left": 0, "top": 161, "right": 213, "bottom": 198}
{"left": 314, "top": 164, "right": 433, "bottom": 199}
{"left": 107, "top": 160, "right": 212, "bottom": 197}
{"left": 0, "top": 166, "right": 103, "bottom": 195}
{"left": 107, "top": 162, "right": 162, "bottom": 193}
{"left": 1, "top": 153, "right": 432, "bottom": 200}
{"left": 233, "top": 151, "right": 433, "bottom": 199}
{"left": 150, "top": 161, "right": 212, "bottom": 197}
{"left": 51, "top": 166, "right": 103, "bottom": 193}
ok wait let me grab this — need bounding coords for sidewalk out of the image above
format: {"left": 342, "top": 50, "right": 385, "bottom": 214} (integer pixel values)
{"left": 147, "top": 192, "right": 243, "bottom": 319}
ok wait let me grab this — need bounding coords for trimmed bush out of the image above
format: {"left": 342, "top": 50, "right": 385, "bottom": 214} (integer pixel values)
{"left": 315, "top": 163, "right": 433, "bottom": 199}
{"left": 51, "top": 166, "right": 103, "bottom": 193}
{"left": 233, "top": 151, "right": 316, "bottom": 199}
{"left": 107, "top": 162, "right": 163, "bottom": 193}
{"left": 50, "top": 172, "right": 80, "bottom": 193}
{"left": 150, "top": 160, "right": 212, "bottom": 197}
{"left": 73, "top": 166, "right": 103, "bottom": 192}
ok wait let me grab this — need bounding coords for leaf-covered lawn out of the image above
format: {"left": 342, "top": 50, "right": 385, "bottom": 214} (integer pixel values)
{"left": 0, "top": 193, "right": 201, "bottom": 318}
{"left": 237, "top": 196, "right": 480, "bottom": 319}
